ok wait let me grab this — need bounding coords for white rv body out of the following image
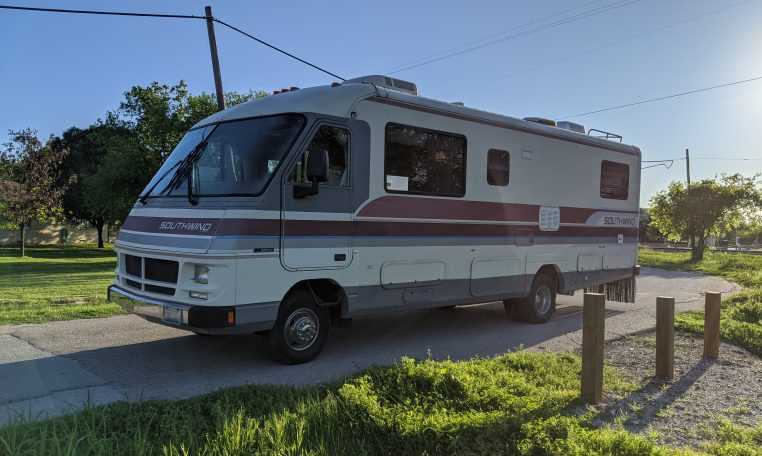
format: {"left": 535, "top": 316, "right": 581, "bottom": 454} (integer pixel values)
{"left": 109, "top": 77, "right": 640, "bottom": 362}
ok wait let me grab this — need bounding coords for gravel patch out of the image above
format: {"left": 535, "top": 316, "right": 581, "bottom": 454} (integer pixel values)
{"left": 591, "top": 331, "right": 762, "bottom": 448}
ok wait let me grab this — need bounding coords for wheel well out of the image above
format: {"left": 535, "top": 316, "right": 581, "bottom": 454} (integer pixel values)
{"left": 284, "top": 279, "right": 346, "bottom": 320}
{"left": 535, "top": 264, "right": 563, "bottom": 292}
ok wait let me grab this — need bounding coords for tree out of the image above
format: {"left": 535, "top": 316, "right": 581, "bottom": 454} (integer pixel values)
{"left": 0, "top": 129, "right": 68, "bottom": 256}
{"left": 650, "top": 174, "right": 761, "bottom": 261}
{"left": 55, "top": 115, "right": 137, "bottom": 248}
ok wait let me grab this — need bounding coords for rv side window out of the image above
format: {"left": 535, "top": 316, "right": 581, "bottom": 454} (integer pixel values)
{"left": 487, "top": 149, "right": 510, "bottom": 186}
{"left": 600, "top": 160, "right": 629, "bottom": 200}
{"left": 384, "top": 123, "right": 466, "bottom": 197}
{"left": 290, "top": 125, "right": 350, "bottom": 187}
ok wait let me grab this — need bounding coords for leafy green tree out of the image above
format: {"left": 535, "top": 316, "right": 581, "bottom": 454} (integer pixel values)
{"left": 55, "top": 115, "right": 137, "bottom": 247}
{"left": 0, "top": 129, "right": 68, "bottom": 256}
{"left": 650, "top": 174, "right": 761, "bottom": 261}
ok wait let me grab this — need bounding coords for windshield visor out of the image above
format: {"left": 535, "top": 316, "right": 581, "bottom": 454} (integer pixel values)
{"left": 142, "top": 114, "right": 306, "bottom": 198}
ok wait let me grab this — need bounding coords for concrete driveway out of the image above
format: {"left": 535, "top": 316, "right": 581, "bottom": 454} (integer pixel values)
{"left": 0, "top": 267, "right": 739, "bottom": 424}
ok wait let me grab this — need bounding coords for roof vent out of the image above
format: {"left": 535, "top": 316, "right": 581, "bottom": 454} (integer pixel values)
{"left": 344, "top": 75, "right": 418, "bottom": 96}
{"left": 556, "top": 121, "right": 585, "bottom": 134}
{"left": 523, "top": 117, "right": 556, "bottom": 127}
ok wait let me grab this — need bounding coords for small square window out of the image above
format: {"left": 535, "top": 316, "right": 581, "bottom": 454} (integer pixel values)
{"left": 600, "top": 160, "right": 629, "bottom": 200}
{"left": 487, "top": 149, "right": 510, "bottom": 186}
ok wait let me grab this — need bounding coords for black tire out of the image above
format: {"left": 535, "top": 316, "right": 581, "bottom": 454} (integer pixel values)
{"left": 511, "top": 273, "right": 557, "bottom": 324}
{"left": 268, "top": 290, "right": 329, "bottom": 364}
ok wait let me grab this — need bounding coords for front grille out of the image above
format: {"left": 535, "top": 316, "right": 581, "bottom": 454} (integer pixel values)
{"left": 120, "top": 254, "right": 178, "bottom": 296}
{"left": 145, "top": 258, "right": 179, "bottom": 283}
{"left": 125, "top": 254, "right": 142, "bottom": 277}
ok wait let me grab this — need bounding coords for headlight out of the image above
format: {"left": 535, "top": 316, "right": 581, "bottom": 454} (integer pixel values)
{"left": 193, "top": 264, "right": 209, "bottom": 284}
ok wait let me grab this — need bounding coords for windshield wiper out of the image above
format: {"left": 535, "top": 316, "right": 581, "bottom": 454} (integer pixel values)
{"left": 162, "top": 138, "right": 209, "bottom": 205}
{"left": 138, "top": 160, "right": 183, "bottom": 205}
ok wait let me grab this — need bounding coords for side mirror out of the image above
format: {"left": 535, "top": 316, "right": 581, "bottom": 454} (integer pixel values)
{"left": 294, "top": 150, "right": 329, "bottom": 199}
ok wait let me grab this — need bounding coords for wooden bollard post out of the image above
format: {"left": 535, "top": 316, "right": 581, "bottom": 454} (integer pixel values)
{"left": 582, "top": 292, "right": 605, "bottom": 404}
{"left": 655, "top": 296, "right": 675, "bottom": 379}
{"left": 704, "top": 292, "right": 721, "bottom": 359}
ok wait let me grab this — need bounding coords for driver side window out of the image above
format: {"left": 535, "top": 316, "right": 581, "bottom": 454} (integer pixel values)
{"left": 290, "top": 125, "right": 350, "bottom": 186}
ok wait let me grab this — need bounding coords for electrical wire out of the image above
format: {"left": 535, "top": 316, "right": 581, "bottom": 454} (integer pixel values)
{"left": 212, "top": 18, "right": 345, "bottom": 80}
{"left": 561, "top": 75, "right": 762, "bottom": 118}
{"left": 386, "top": 0, "right": 610, "bottom": 74}
{"left": 388, "top": 0, "right": 644, "bottom": 75}
{"left": 0, "top": 4, "right": 344, "bottom": 81}
{"left": 0, "top": 4, "right": 203, "bottom": 19}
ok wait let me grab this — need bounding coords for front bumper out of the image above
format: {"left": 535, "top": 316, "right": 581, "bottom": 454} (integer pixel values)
{"left": 108, "top": 285, "right": 277, "bottom": 335}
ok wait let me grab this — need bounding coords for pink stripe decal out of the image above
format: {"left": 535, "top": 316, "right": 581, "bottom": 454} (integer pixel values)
{"left": 357, "top": 196, "right": 636, "bottom": 224}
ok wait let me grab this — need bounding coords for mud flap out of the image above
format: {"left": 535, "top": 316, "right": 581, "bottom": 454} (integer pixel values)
{"left": 584, "top": 276, "right": 636, "bottom": 303}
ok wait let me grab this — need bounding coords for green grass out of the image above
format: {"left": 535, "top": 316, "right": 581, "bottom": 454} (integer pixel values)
{"left": 638, "top": 248, "right": 762, "bottom": 289}
{"left": 1, "top": 351, "right": 758, "bottom": 456}
{"left": 639, "top": 248, "right": 762, "bottom": 356}
{"left": 0, "top": 246, "right": 122, "bottom": 325}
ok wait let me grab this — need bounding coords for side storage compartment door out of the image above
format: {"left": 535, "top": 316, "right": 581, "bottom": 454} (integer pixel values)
{"left": 281, "top": 123, "right": 353, "bottom": 270}
{"left": 469, "top": 257, "right": 525, "bottom": 298}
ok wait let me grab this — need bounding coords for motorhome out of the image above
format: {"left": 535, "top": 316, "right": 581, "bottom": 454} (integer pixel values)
{"left": 108, "top": 75, "right": 641, "bottom": 363}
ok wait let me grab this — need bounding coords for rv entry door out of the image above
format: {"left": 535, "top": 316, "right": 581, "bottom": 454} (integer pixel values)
{"left": 281, "top": 124, "right": 352, "bottom": 270}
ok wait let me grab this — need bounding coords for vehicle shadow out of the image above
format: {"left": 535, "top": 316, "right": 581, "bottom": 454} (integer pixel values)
{"left": 1, "top": 301, "right": 624, "bottom": 408}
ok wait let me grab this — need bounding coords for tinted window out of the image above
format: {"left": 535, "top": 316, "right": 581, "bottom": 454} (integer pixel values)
{"left": 487, "top": 149, "right": 510, "bottom": 186}
{"left": 384, "top": 123, "right": 466, "bottom": 197}
{"left": 600, "top": 160, "right": 629, "bottom": 200}
{"left": 291, "top": 126, "right": 350, "bottom": 186}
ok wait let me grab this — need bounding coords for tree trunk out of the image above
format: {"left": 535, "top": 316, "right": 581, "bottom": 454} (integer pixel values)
{"left": 691, "top": 234, "right": 706, "bottom": 262}
{"left": 95, "top": 221, "right": 104, "bottom": 249}
{"left": 19, "top": 222, "right": 25, "bottom": 257}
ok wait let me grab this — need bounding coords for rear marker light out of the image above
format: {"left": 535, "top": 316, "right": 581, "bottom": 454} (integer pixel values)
{"left": 227, "top": 310, "right": 235, "bottom": 326}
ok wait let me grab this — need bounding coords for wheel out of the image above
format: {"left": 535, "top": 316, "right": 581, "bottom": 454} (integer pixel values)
{"left": 511, "top": 273, "right": 556, "bottom": 323}
{"left": 268, "top": 290, "right": 329, "bottom": 364}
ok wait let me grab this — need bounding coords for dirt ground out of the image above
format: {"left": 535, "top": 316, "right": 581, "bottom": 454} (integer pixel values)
{"left": 591, "top": 331, "right": 762, "bottom": 448}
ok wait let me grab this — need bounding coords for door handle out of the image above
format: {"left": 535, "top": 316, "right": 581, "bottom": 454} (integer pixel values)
{"left": 334, "top": 253, "right": 346, "bottom": 262}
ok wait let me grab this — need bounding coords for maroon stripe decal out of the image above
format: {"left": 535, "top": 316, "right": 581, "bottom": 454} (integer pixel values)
{"left": 357, "top": 196, "right": 635, "bottom": 224}
{"left": 122, "top": 216, "right": 637, "bottom": 238}
{"left": 368, "top": 96, "right": 641, "bottom": 157}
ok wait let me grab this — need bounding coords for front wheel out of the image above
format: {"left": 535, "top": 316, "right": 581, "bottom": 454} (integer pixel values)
{"left": 510, "top": 273, "right": 556, "bottom": 324}
{"left": 268, "top": 290, "right": 329, "bottom": 364}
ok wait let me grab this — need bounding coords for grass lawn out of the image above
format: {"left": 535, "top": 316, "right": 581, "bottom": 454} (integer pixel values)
{"left": 639, "top": 248, "right": 762, "bottom": 356}
{"left": 2, "top": 351, "right": 760, "bottom": 456}
{"left": 0, "top": 245, "right": 122, "bottom": 325}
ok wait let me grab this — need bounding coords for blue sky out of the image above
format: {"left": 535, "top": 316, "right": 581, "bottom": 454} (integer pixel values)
{"left": 2, "top": 0, "right": 762, "bottom": 204}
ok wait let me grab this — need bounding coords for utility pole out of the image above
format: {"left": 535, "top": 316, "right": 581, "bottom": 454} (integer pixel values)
{"left": 686, "top": 148, "right": 694, "bottom": 250}
{"left": 205, "top": 6, "right": 225, "bottom": 111}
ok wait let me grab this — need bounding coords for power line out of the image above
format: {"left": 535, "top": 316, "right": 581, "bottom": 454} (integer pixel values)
{"left": 0, "top": 4, "right": 344, "bottom": 80}
{"left": 0, "top": 4, "right": 203, "bottom": 19}
{"left": 387, "top": 0, "right": 610, "bottom": 74}
{"left": 561, "top": 75, "right": 762, "bottom": 118}
{"left": 388, "top": 0, "right": 644, "bottom": 75}
{"left": 212, "top": 18, "right": 344, "bottom": 80}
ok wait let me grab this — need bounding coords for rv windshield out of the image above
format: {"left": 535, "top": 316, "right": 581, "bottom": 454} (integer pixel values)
{"left": 141, "top": 114, "right": 306, "bottom": 199}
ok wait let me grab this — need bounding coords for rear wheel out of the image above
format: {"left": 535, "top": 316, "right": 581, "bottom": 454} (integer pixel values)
{"left": 510, "top": 273, "right": 557, "bottom": 323}
{"left": 268, "top": 290, "right": 329, "bottom": 364}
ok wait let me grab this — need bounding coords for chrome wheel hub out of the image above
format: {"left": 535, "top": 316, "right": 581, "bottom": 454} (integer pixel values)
{"left": 284, "top": 309, "right": 319, "bottom": 351}
{"left": 534, "top": 286, "right": 552, "bottom": 315}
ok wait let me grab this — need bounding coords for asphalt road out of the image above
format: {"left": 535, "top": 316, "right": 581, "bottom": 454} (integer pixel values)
{"left": 0, "top": 267, "right": 739, "bottom": 424}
